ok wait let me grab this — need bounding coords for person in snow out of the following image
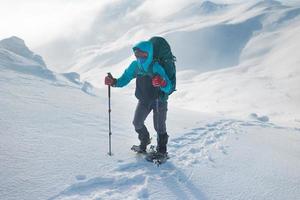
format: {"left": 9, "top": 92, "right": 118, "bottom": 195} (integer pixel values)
{"left": 104, "top": 40, "right": 174, "bottom": 156}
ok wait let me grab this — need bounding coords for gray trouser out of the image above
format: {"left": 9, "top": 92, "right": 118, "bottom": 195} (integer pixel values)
{"left": 133, "top": 100, "right": 168, "bottom": 135}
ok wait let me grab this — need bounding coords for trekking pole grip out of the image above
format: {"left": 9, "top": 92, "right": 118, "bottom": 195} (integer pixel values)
{"left": 107, "top": 73, "right": 112, "bottom": 98}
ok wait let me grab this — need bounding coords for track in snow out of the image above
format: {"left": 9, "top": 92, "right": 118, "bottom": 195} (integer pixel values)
{"left": 49, "top": 118, "right": 295, "bottom": 200}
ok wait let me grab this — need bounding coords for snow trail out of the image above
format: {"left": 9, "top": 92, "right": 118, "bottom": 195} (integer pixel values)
{"left": 49, "top": 117, "right": 300, "bottom": 200}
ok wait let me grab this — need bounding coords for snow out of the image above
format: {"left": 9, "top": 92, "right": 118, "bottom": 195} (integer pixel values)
{"left": 172, "top": 12, "right": 300, "bottom": 126}
{"left": 174, "top": 1, "right": 228, "bottom": 19}
{"left": 0, "top": 36, "right": 54, "bottom": 80}
{"left": 1, "top": 68, "right": 299, "bottom": 199}
{"left": 1, "top": 1, "right": 300, "bottom": 200}
{"left": 0, "top": 36, "right": 46, "bottom": 67}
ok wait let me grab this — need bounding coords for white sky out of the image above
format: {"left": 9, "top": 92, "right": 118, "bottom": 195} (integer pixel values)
{"left": 0, "top": 0, "right": 296, "bottom": 68}
{"left": 0, "top": 0, "right": 196, "bottom": 48}
{"left": 0, "top": 0, "right": 113, "bottom": 48}
{"left": 0, "top": 0, "right": 254, "bottom": 48}
{"left": 0, "top": 0, "right": 295, "bottom": 48}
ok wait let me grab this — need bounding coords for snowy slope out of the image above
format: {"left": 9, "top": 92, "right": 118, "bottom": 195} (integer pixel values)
{"left": 0, "top": 36, "right": 96, "bottom": 96}
{"left": 0, "top": 36, "right": 55, "bottom": 80}
{"left": 1, "top": 53, "right": 300, "bottom": 200}
{"left": 1, "top": 1, "right": 300, "bottom": 200}
{"left": 1, "top": 35, "right": 300, "bottom": 200}
{"left": 172, "top": 2, "right": 300, "bottom": 126}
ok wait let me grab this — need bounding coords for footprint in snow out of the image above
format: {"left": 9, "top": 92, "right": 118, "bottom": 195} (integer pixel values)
{"left": 49, "top": 173, "right": 148, "bottom": 200}
{"left": 169, "top": 119, "right": 240, "bottom": 165}
{"left": 75, "top": 175, "right": 86, "bottom": 181}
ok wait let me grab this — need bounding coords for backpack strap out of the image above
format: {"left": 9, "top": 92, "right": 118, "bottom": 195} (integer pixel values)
{"left": 148, "top": 59, "right": 158, "bottom": 77}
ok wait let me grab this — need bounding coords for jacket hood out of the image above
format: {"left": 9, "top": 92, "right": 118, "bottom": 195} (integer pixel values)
{"left": 133, "top": 41, "right": 153, "bottom": 72}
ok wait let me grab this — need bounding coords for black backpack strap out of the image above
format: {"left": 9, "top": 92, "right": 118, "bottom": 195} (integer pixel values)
{"left": 148, "top": 60, "right": 158, "bottom": 77}
{"left": 134, "top": 64, "right": 139, "bottom": 78}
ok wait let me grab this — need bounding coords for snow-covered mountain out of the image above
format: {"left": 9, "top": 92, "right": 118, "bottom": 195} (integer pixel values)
{"left": 175, "top": 0, "right": 228, "bottom": 18}
{"left": 0, "top": 36, "right": 55, "bottom": 79}
{"left": 0, "top": 36, "right": 96, "bottom": 95}
{"left": 1, "top": 1, "right": 300, "bottom": 200}
{"left": 0, "top": 36, "right": 46, "bottom": 67}
{"left": 172, "top": 5, "right": 300, "bottom": 126}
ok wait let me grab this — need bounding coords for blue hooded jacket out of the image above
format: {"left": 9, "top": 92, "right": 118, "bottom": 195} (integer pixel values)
{"left": 115, "top": 41, "right": 173, "bottom": 102}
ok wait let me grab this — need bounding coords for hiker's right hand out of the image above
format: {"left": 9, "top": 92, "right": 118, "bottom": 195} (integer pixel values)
{"left": 105, "top": 74, "right": 116, "bottom": 86}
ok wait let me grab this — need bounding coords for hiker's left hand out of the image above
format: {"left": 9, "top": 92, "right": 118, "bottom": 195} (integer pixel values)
{"left": 152, "top": 75, "right": 166, "bottom": 87}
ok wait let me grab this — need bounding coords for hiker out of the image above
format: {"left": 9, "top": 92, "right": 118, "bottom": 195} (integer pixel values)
{"left": 104, "top": 37, "right": 176, "bottom": 157}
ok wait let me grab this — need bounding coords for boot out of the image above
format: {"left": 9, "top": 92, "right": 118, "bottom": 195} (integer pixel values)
{"left": 157, "top": 133, "right": 169, "bottom": 155}
{"left": 136, "top": 126, "right": 151, "bottom": 152}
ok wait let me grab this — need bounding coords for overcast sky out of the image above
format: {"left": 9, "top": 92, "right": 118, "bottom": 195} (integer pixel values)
{"left": 0, "top": 0, "right": 261, "bottom": 46}
{"left": 0, "top": 0, "right": 297, "bottom": 69}
{"left": 0, "top": 0, "right": 113, "bottom": 47}
{"left": 0, "top": 0, "right": 296, "bottom": 48}
{"left": 0, "top": 0, "right": 197, "bottom": 47}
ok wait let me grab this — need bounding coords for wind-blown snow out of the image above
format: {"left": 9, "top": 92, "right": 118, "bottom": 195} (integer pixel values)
{"left": 1, "top": 1, "right": 300, "bottom": 200}
{"left": 172, "top": 8, "right": 300, "bottom": 126}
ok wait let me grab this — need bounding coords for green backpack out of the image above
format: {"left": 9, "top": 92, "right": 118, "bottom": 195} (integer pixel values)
{"left": 149, "top": 36, "right": 177, "bottom": 95}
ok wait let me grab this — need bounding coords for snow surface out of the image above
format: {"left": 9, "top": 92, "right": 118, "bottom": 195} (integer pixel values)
{"left": 1, "top": 63, "right": 300, "bottom": 200}
{"left": 1, "top": 1, "right": 300, "bottom": 200}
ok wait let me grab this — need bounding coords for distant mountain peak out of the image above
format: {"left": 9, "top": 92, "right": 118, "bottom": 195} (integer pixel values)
{"left": 174, "top": 0, "right": 227, "bottom": 19}
{"left": 0, "top": 36, "right": 46, "bottom": 66}
{"left": 260, "top": 0, "right": 281, "bottom": 5}
{"left": 1, "top": 36, "right": 25, "bottom": 46}
{"left": 253, "top": 0, "right": 282, "bottom": 8}
{"left": 0, "top": 36, "right": 30, "bottom": 56}
{"left": 200, "top": 1, "right": 227, "bottom": 14}
{"left": 201, "top": 1, "right": 219, "bottom": 8}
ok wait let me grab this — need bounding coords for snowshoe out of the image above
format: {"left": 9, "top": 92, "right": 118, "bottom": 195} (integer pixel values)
{"left": 145, "top": 151, "right": 169, "bottom": 166}
{"left": 131, "top": 145, "right": 169, "bottom": 166}
{"left": 131, "top": 145, "right": 147, "bottom": 154}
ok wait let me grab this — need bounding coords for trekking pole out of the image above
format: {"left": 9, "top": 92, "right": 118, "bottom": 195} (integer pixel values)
{"left": 156, "top": 88, "right": 160, "bottom": 145}
{"left": 107, "top": 73, "right": 113, "bottom": 156}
